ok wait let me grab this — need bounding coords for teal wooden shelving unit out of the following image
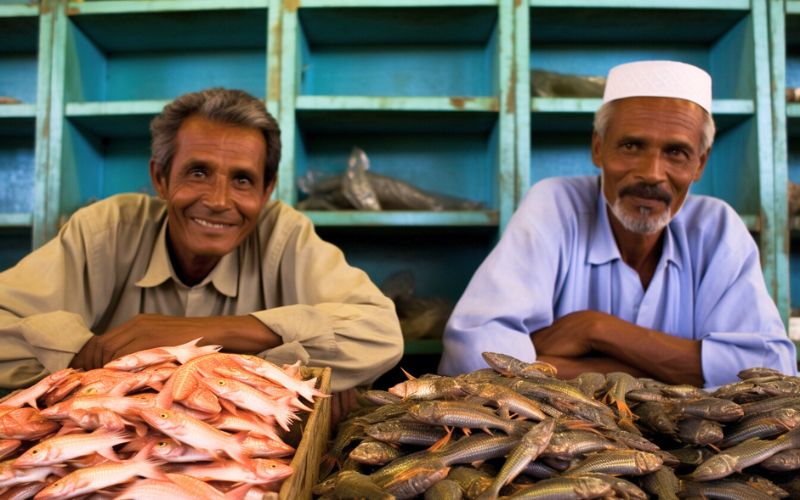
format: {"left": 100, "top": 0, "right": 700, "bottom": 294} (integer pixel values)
{"left": 771, "top": 0, "right": 800, "bottom": 355}
{"left": 0, "top": 0, "right": 795, "bottom": 356}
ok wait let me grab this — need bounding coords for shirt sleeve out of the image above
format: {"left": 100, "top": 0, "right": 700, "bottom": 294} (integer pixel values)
{"left": 438, "top": 180, "right": 567, "bottom": 376}
{"left": 695, "top": 211, "right": 797, "bottom": 387}
{"left": 250, "top": 211, "right": 404, "bottom": 392}
{"left": 0, "top": 217, "right": 99, "bottom": 388}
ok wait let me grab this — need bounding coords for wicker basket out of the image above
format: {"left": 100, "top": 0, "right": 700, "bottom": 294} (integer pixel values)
{"left": 279, "top": 366, "right": 332, "bottom": 500}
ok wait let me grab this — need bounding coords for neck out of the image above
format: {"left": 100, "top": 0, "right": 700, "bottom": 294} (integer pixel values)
{"left": 166, "top": 236, "right": 218, "bottom": 287}
{"left": 607, "top": 206, "right": 664, "bottom": 289}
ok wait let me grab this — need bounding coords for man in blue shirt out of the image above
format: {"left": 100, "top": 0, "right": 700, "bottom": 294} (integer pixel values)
{"left": 439, "top": 60, "right": 797, "bottom": 387}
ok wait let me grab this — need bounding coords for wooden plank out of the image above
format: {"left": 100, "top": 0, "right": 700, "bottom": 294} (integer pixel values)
{"left": 296, "top": 95, "right": 498, "bottom": 112}
{"left": 0, "top": 104, "right": 35, "bottom": 118}
{"left": 305, "top": 210, "right": 499, "bottom": 227}
{"left": 497, "top": 0, "right": 515, "bottom": 232}
{"left": 788, "top": 103, "right": 800, "bottom": 118}
{"left": 65, "top": 101, "right": 168, "bottom": 116}
{"left": 514, "top": 0, "right": 531, "bottom": 204}
{"left": 0, "top": 5, "right": 38, "bottom": 17}
{"left": 788, "top": 0, "right": 800, "bottom": 14}
{"left": 0, "top": 212, "right": 33, "bottom": 228}
{"left": 299, "top": 0, "right": 496, "bottom": 7}
{"left": 530, "top": 0, "right": 749, "bottom": 9}
{"left": 66, "top": 0, "right": 268, "bottom": 15}
{"left": 279, "top": 366, "right": 331, "bottom": 500}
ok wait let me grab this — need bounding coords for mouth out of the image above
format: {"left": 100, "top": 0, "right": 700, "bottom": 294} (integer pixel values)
{"left": 191, "top": 217, "right": 236, "bottom": 230}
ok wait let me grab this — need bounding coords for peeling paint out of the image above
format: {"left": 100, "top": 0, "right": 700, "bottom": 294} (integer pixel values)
{"left": 506, "top": 64, "right": 516, "bottom": 114}
{"left": 284, "top": 0, "right": 300, "bottom": 13}
{"left": 514, "top": 0, "right": 522, "bottom": 7}
{"left": 268, "top": 20, "right": 282, "bottom": 103}
{"left": 66, "top": 7, "right": 81, "bottom": 16}
{"left": 449, "top": 97, "right": 475, "bottom": 109}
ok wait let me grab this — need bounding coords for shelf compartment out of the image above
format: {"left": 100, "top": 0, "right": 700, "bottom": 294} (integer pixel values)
{"left": 294, "top": 110, "right": 500, "bottom": 212}
{"left": 296, "top": 6, "right": 499, "bottom": 97}
{"left": 528, "top": 6, "right": 756, "bottom": 101}
{"left": 317, "top": 226, "right": 496, "bottom": 302}
{"left": 60, "top": 118, "right": 154, "bottom": 218}
{"left": 306, "top": 210, "right": 498, "bottom": 227}
{"left": 64, "top": 7, "right": 268, "bottom": 103}
{"left": 0, "top": 127, "right": 35, "bottom": 214}
{"left": 0, "top": 15, "right": 38, "bottom": 107}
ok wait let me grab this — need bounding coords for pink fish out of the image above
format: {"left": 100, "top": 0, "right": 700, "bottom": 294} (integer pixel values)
{"left": 176, "top": 458, "right": 293, "bottom": 484}
{"left": 0, "top": 440, "right": 21, "bottom": 461}
{"left": 0, "top": 460, "right": 65, "bottom": 488}
{"left": 199, "top": 376, "right": 297, "bottom": 432}
{"left": 14, "top": 429, "right": 130, "bottom": 466}
{"left": 136, "top": 407, "right": 248, "bottom": 464}
{"left": 242, "top": 435, "right": 295, "bottom": 458}
{"left": 0, "top": 407, "right": 59, "bottom": 440}
{"left": 34, "top": 453, "right": 164, "bottom": 499}
{"left": 104, "top": 338, "right": 221, "bottom": 371}
{"left": 232, "top": 355, "right": 325, "bottom": 403}
{"left": 1, "top": 369, "right": 76, "bottom": 409}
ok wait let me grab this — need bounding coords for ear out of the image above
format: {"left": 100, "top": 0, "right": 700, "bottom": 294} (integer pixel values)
{"left": 150, "top": 159, "right": 168, "bottom": 198}
{"left": 263, "top": 176, "right": 277, "bottom": 201}
{"left": 693, "top": 147, "right": 710, "bottom": 182}
{"left": 591, "top": 131, "right": 603, "bottom": 169}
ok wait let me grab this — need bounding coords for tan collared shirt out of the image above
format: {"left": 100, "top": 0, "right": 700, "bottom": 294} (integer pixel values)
{"left": 0, "top": 194, "right": 403, "bottom": 391}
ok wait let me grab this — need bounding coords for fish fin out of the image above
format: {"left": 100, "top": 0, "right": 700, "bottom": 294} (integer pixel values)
{"left": 707, "top": 443, "right": 721, "bottom": 453}
{"left": 462, "top": 427, "right": 472, "bottom": 437}
{"left": 219, "top": 398, "right": 239, "bottom": 416}
{"left": 225, "top": 482, "right": 253, "bottom": 500}
{"left": 428, "top": 427, "right": 453, "bottom": 452}
{"left": 400, "top": 367, "right": 417, "bottom": 381}
{"left": 98, "top": 446, "right": 122, "bottom": 462}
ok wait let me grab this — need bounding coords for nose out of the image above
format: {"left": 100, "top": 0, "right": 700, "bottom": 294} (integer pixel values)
{"left": 636, "top": 150, "right": 667, "bottom": 183}
{"left": 205, "top": 176, "right": 232, "bottom": 210}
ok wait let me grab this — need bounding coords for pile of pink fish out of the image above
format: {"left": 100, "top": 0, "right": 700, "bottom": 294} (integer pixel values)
{"left": 0, "top": 338, "right": 327, "bottom": 499}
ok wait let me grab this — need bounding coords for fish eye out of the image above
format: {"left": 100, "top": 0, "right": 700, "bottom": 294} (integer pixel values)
{"left": 217, "top": 380, "right": 226, "bottom": 386}
{"left": 158, "top": 442, "right": 167, "bottom": 447}
{"left": 160, "top": 413, "right": 169, "bottom": 418}
{"left": 30, "top": 449, "right": 38, "bottom": 454}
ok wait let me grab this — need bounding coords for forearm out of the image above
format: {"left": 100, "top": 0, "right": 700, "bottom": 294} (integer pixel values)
{"left": 591, "top": 325, "right": 702, "bottom": 386}
{"left": 198, "top": 315, "right": 283, "bottom": 353}
{"left": 536, "top": 354, "right": 648, "bottom": 380}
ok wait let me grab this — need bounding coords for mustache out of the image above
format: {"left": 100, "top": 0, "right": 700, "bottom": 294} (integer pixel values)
{"left": 619, "top": 183, "right": 672, "bottom": 205}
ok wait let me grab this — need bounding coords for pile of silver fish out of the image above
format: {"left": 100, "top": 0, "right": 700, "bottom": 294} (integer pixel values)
{"left": 315, "top": 352, "right": 800, "bottom": 499}
{"left": 0, "top": 338, "right": 326, "bottom": 499}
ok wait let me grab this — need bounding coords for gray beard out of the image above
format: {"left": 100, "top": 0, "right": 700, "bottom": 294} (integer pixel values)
{"left": 609, "top": 198, "right": 672, "bottom": 234}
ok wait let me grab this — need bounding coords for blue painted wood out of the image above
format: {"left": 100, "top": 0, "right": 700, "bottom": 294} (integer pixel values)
{"left": 0, "top": 135, "right": 35, "bottom": 213}
{"left": 297, "top": 7, "right": 497, "bottom": 97}
{"left": 306, "top": 211, "right": 498, "bottom": 226}
{"left": 64, "top": 10, "right": 268, "bottom": 102}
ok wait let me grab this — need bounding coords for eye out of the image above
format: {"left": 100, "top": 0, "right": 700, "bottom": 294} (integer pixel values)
{"left": 30, "top": 449, "right": 38, "bottom": 455}
{"left": 158, "top": 441, "right": 168, "bottom": 448}
{"left": 217, "top": 380, "right": 226, "bottom": 386}
{"left": 160, "top": 412, "right": 169, "bottom": 418}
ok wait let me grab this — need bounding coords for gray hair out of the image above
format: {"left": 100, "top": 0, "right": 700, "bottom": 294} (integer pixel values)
{"left": 593, "top": 99, "right": 716, "bottom": 153}
{"left": 150, "top": 88, "right": 281, "bottom": 187}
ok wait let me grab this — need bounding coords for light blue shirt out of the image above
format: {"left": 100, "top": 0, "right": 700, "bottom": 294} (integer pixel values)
{"left": 439, "top": 176, "right": 797, "bottom": 387}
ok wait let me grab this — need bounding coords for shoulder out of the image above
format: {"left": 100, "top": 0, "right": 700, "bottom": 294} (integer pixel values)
{"left": 513, "top": 176, "right": 598, "bottom": 227}
{"left": 672, "top": 194, "right": 754, "bottom": 257}
{"left": 65, "top": 193, "right": 166, "bottom": 242}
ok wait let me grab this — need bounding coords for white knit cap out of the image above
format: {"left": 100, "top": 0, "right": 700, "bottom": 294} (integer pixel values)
{"left": 603, "top": 60, "right": 712, "bottom": 114}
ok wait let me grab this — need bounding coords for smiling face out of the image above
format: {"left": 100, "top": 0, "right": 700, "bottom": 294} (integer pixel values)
{"left": 150, "top": 115, "right": 274, "bottom": 284}
{"left": 592, "top": 97, "right": 709, "bottom": 237}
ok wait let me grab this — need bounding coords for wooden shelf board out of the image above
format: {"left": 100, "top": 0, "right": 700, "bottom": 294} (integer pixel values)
{"left": 0, "top": 212, "right": 33, "bottom": 228}
{"left": 0, "top": 104, "right": 35, "bottom": 118}
{"left": 531, "top": 98, "right": 753, "bottom": 115}
{"left": 0, "top": 5, "right": 38, "bottom": 17}
{"left": 788, "top": 1, "right": 800, "bottom": 15}
{"left": 788, "top": 103, "right": 800, "bottom": 119}
{"left": 66, "top": 0, "right": 268, "bottom": 15}
{"left": 297, "top": 95, "right": 498, "bottom": 113}
{"left": 531, "top": 0, "right": 748, "bottom": 9}
{"left": 300, "top": 0, "right": 495, "bottom": 7}
{"left": 65, "top": 101, "right": 168, "bottom": 117}
{"left": 305, "top": 210, "right": 499, "bottom": 227}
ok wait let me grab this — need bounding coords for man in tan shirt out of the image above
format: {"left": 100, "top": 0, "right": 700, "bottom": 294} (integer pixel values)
{"left": 0, "top": 88, "right": 403, "bottom": 395}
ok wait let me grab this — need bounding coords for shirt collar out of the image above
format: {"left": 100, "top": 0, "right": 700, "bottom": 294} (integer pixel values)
{"left": 587, "top": 177, "right": 682, "bottom": 271}
{"left": 134, "top": 220, "right": 240, "bottom": 297}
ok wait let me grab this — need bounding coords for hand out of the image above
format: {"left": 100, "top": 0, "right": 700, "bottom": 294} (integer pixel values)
{"left": 70, "top": 314, "right": 281, "bottom": 370}
{"left": 531, "top": 310, "right": 628, "bottom": 358}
